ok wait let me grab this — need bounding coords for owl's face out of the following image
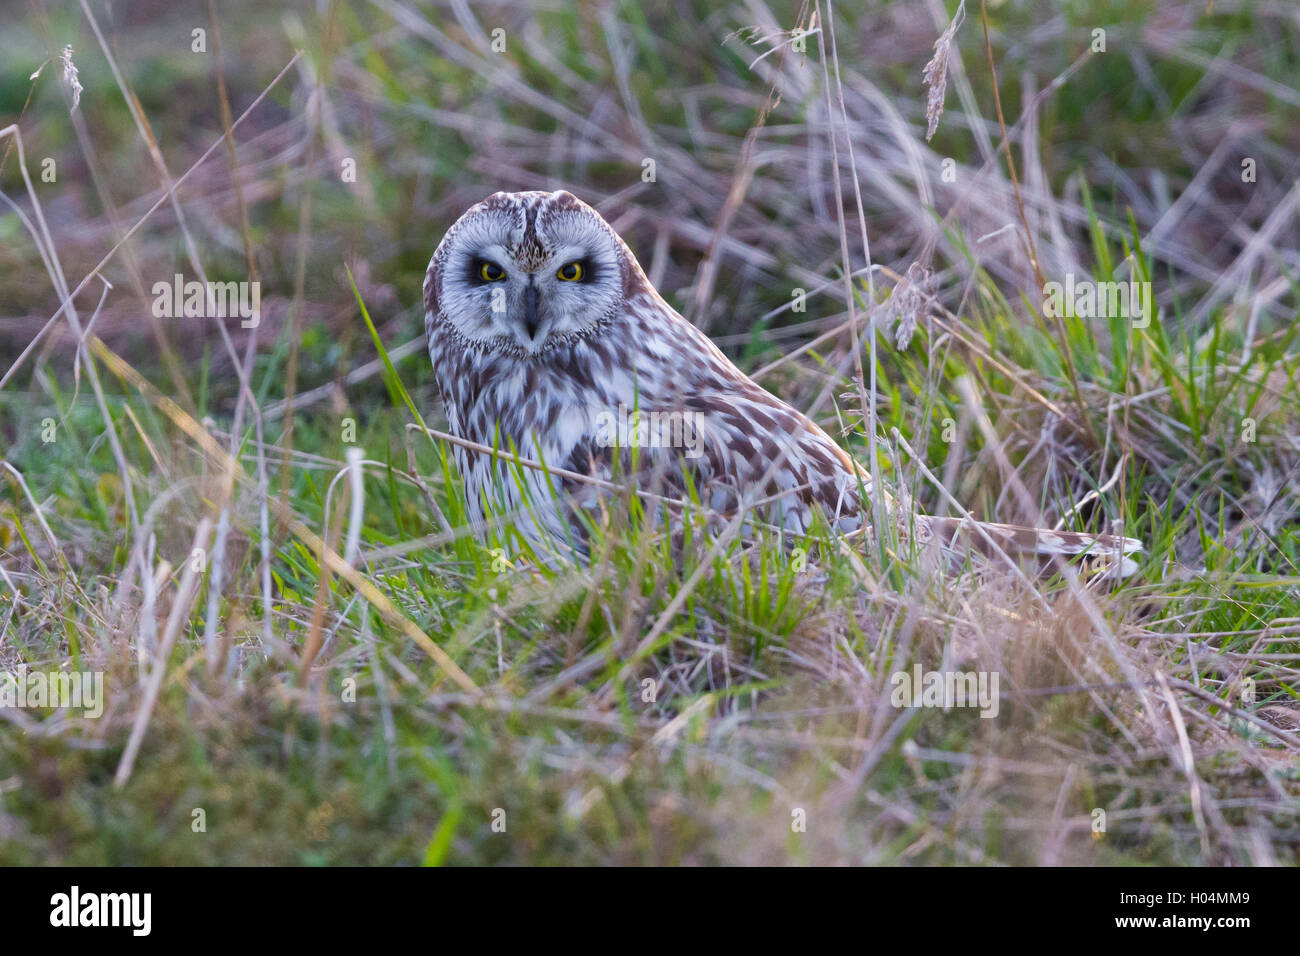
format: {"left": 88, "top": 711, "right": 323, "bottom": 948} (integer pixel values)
{"left": 426, "top": 190, "right": 631, "bottom": 356}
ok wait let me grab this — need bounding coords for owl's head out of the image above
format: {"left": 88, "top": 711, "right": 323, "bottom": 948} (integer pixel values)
{"left": 425, "top": 190, "right": 639, "bottom": 356}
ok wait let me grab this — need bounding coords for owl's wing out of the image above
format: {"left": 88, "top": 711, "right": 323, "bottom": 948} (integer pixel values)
{"left": 906, "top": 514, "right": 1144, "bottom": 579}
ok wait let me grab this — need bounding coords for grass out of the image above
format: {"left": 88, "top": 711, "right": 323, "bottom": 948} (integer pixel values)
{"left": 1, "top": 0, "right": 1298, "bottom": 864}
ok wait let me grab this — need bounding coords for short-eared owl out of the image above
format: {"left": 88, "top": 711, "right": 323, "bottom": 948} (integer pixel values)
{"left": 424, "top": 189, "right": 1141, "bottom": 577}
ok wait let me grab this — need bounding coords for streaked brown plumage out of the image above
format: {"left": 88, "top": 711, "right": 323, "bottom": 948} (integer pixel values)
{"left": 424, "top": 189, "right": 1141, "bottom": 577}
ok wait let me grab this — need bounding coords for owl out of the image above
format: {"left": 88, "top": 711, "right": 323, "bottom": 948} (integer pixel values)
{"left": 423, "top": 189, "right": 1141, "bottom": 578}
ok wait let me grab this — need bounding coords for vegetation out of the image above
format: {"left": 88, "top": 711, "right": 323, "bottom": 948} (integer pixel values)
{"left": 1, "top": 0, "right": 1297, "bottom": 864}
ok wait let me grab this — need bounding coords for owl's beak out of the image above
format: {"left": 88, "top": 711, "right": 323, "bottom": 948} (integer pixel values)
{"left": 522, "top": 281, "right": 541, "bottom": 340}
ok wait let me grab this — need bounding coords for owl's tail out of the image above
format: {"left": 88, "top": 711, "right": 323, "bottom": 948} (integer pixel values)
{"left": 912, "top": 515, "right": 1143, "bottom": 580}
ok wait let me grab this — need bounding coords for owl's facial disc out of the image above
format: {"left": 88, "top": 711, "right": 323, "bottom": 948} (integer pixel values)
{"left": 433, "top": 190, "right": 625, "bottom": 355}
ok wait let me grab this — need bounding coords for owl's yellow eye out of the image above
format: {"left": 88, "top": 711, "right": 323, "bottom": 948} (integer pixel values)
{"left": 557, "top": 261, "right": 584, "bottom": 282}
{"left": 479, "top": 261, "right": 505, "bottom": 282}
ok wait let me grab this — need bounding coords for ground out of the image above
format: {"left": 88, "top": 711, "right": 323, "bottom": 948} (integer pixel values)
{"left": 0, "top": 0, "right": 1298, "bottom": 864}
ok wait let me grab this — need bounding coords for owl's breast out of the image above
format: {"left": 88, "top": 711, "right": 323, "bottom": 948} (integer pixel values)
{"left": 437, "top": 351, "right": 599, "bottom": 467}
